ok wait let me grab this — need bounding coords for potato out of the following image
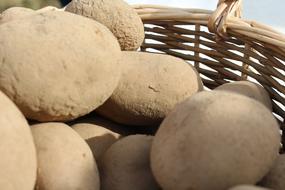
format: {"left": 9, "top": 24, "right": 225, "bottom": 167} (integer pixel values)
{"left": 31, "top": 122, "right": 100, "bottom": 190}
{"left": 259, "top": 154, "right": 285, "bottom": 190}
{"left": 65, "top": 0, "right": 145, "bottom": 50}
{"left": 0, "top": 7, "right": 34, "bottom": 24}
{"left": 0, "top": 11, "right": 121, "bottom": 121}
{"left": 101, "top": 135, "right": 160, "bottom": 190}
{"left": 215, "top": 81, "right": 272, "bottom": 110}
{"left": 97, "top": 52, "right": 203, "bottom": 126}
{"left": 0, "top": 91, "right": 37, "bottom": 190}
{"left": 151, "top": 91, "right": 280, "bottom": 190}
{"left": 228, "top": 185, "right": 271, "bottom": 190}
{"left": 72, "top": 122, "right": 121, "bottom": 162}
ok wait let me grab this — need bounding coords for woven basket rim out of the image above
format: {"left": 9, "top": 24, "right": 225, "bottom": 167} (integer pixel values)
{"left": 133, "top": 4, "right": 285, "bottom": 53}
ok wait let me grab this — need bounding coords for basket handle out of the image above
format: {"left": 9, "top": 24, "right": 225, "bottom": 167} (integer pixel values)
{"left": 208, "top": 0, "right": 243, "bottom": 39}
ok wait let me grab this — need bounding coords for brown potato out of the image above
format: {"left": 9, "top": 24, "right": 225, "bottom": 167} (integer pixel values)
{"left": 0, "top": 11, "right": 121, "bottom": 121}
{"left": 101, "top": 135, "right": 160, "bottom": 190}
{"left": 97, "top": 52, "right": 203, "bottom": 127}
{"left": 31, "top": 122, "right": 100, "bottom": 190}
{"left": 259, "top": 154, "right": 285, "bottom": 190}
{"left": 0, "top": 91, "right": 37, "bottom": 190}
{"left": 151, "top": 91, "right": 280, "bottom": 190}
{"left": 65, "top": 0, "right": 145, "bottom": 50}
{"left": 215, "top": 81, "right": 272, "bottom": 110}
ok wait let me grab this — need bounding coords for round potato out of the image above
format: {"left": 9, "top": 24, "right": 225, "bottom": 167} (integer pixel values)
{"left": 151, "top": 91, "right": 280, "bottom": 190}
{"left": 0, "top": 11, "right": 121, "bottom": 121}
{"left": 259, "top": 154, "right": 285, "bottom": 190}
{"left": 0, "top": 7, "right": 34, "bottom": 24}
{"left": 0, "top": 91, "right": 37, "bottom": 190}
{"left": 228, "top": 185, "right": 271, "bottom": 190}
{"left": 97, "top": 52, "right": 203, "bottom": 126}
{"left": 215, "top": 81, "right": 272, "bottom": 110}
{"left": 72, "top": 122, "right": 121, "bottom": 161}
{"left": 101, "top": 135, "right": 160, "bottom": 190}
{"left": 65, "top": 0, "right": 145, "bottom": 50}
{"left": 31, "top": 122, "right": 100, "bottom": 190}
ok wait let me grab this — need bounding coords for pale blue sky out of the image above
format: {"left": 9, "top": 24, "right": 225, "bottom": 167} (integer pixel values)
{"left": 127, "top": 0, "right": 285, "bottom": 32}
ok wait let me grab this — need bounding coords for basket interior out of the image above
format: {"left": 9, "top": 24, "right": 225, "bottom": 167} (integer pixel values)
{"left": 140, "top": 21, "right": 285, "bottom": 149}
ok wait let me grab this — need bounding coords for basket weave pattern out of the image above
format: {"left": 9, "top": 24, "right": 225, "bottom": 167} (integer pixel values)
{"left": 134, "top": 0, "right": 285, "bottom": 150}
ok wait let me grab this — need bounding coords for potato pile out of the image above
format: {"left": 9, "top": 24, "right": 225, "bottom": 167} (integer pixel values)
{"left": 0, "top": 0, "right": 283, "bottom": 190}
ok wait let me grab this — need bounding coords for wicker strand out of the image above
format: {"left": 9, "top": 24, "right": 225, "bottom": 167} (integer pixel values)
{"left": 134, "top": 5, "right": 285, "bottom": 53}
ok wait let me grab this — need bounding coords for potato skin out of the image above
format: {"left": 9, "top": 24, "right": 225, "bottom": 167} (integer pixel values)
{"left": 0, "top": 6, "right": 62, "bottom": 24}
{"left": 259, "top": 154, "right": 285, "bottom": 190}
{"left": 0, "top": 7, "right": 34, "bottom": 24}
{"left": 65, "top": 0, "right": 145, "bottom": 50}
{"left": 0, "top": 11, "right": 121, "bottom": 121}
{"left": 215, "top": 81, "right": 272, "bottom": 110}
{"left": 97, "top": 52, "right": 203, "bottom": 126}
{"left": 72, "top": 122, "right": 121, "bottom": 161}
{"left": 228, "top": 185, "right": 271, "bottom": 190}
{"left": 0, "top": 91, "right": 37, "bottom": 190}
{"left": 151, "top": 91, "right": 280, "bottom": 190}
{"left": 101, "top": 135, "right": 160, "bottom": 190}
{"left": 32, "top": 122, "right": 100, "bottom": 190}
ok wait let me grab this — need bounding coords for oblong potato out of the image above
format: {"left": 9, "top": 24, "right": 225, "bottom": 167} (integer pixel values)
{"left": 97, "top": 52, "right": 203, "bottom": 126}
{"left": 151, "top": 91, "right": 280, "bottom": 190}
{"left": 0, "top": 11, "right": 121, "bottom": 121}
{"left": 32, "top": 122, "right": 100, "bottom": 190}
{"left": 65, "top": 0, "right": 145, "bottom": 50}
{"left": 0, "top": 91, "right": 37, "bottom": 190}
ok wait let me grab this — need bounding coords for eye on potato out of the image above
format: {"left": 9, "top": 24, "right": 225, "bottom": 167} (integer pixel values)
{"left": 31, "top": 122, "right": 100, "bottom": 190}
{"left": 97, "top": 51, "right": 203, "bottom": 127}
{"left": 0, "top": 91, "right": 37, "bottom": 190}
{"left": 151, "top": 91, "right": 280, "bottom": 190}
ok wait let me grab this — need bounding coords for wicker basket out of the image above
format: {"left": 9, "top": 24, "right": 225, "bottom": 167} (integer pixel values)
{"left": 134, "top": 0, "right": 285, "bottom": 151}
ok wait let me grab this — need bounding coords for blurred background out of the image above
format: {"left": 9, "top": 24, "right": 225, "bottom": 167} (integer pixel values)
{"left": 0, "top": 0, "right": 284, "bottom": 33}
